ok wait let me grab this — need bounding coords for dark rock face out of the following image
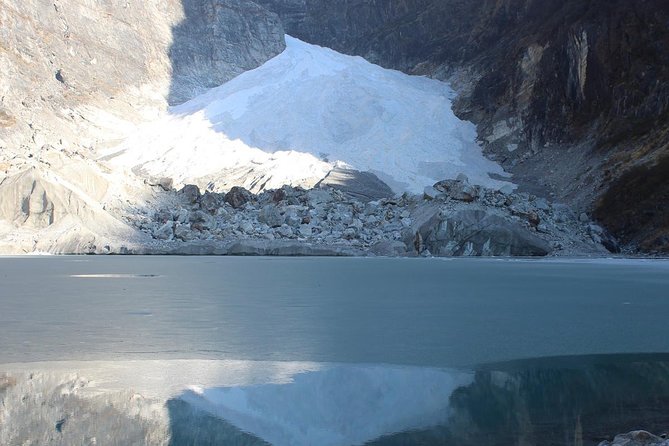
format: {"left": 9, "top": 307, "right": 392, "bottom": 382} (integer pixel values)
{"left": 224, "top": 186, "right": 254, "bottom": 209}
{"left": 257, "top": 0, "right": 669, "bottom": 253}
{"left": 168, "top": 0, "right": 286, "bottom": 105}
{"left": 595, "top": 155, "right": 669, "bottom": 254}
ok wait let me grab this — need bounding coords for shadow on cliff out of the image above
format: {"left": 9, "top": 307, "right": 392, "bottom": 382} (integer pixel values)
{"left": 167, "top": 0, "right": 286, "bottom": 106}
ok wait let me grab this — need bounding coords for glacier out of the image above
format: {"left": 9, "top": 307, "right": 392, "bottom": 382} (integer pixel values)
{"left": 106, "top": 35, "right": 512, "bottom": 195}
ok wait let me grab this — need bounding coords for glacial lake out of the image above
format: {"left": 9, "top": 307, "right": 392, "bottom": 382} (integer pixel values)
{"left": 1, "top": 256, "right": 669, "bottom": 445}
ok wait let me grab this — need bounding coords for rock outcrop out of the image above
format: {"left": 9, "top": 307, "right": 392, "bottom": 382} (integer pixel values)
{"left": 419, "top": 209, "right": 551, "bottom": 257}
{"left": 0, "top": 150, "right": 142, "bottom": 254}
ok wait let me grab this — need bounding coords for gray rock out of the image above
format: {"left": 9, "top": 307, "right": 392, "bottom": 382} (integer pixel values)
{"left": 153, "top": 209, "right": 173, "bottom": 224}
{"left": 366, "top": 215, "right": 379, "bottom": 225}
{"left": 146, "top": 176, "right": 173, "bottom": 191}
{"left": 200, "top": 192, "right": 223, "bottom": 214}
{"left": 315, "top": 167, "right": 394, "bottom": 201}
{"left": 370, "top": 240, "right": 407, "bottom": 256}
{"left": 225, "top": 186, "right": 253, "bottom": 209}
{"left": 499, "top": 184, "right": 515, "bottom": 195}
{"left": 598, "top": 430, "right": 669, "bottom": 446}
{"left": 238, "top": 221, "right": 254, "bottom": 234}
{"left": 153, "top": 222, "right": 174, "bottom": 240}
{"left": 298, "top": 224, "right": 313, "bottom": 237}
{"left": 446, "top": 181, "right": 479, "bottom": 202}
{"left": 553, "top": 204, "right": 576, "bottom": 223}
{"left": 258, "top": 205, "right": 284, "bottom": 228}
{"left": 420, "top": 209, "right": 551, "bottom": 256}
{"left": 174, "top": 223, "right": 195, "bottom": 242}
{"left": 176, "top": 208, "right": 190, "bottom": 224}
{"left": 179, "top": 184, "right": 201, "bottom": 204}
{"left": 588, "top": 223, "right": 604, "bottom": 235}
{"left": 343, "top": 227, "right": 358, "bottom": 240}
{"left": 307, "top": 189, "right": 335, "bottom": 205}
{"left": 534, "top": 197, "right": 550, "bottom": 211}
{"left": 277, "top": 224, "right": 294, "bottom": 238}
{"left": 169, "top": 0, "right": 285, "bottom": 104}
{"left": 227, "top": 240, "right": 360, "bottom": 256}
{"left": 189, "top": 211, "right": 217, "bottom": 231}
{"left": 272, "top": 188, "right": 287, "bottom": 203}
{"left": 423, "top": 186, "right": 441, "bottom": 200}
{"left": 284, "top": 208, "right": 303, "bottom": 227}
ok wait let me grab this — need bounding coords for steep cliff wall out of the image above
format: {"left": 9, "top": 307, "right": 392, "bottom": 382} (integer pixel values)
{"left": 0, "top": 0, "right": 284, "bottom": 162}
{"left": 257, "top": 0, "right": 669, "bottom": 253}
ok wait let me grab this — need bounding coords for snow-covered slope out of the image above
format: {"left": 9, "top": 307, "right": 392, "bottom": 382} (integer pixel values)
{"left": 106, "top": 36, "right": 511, "bottom": 195}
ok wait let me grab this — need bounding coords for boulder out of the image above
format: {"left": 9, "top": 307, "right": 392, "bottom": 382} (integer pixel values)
{"left": 423, "top": 186, "right": 441, "bottom": 200}
{"left": 146, "top": 176, "right": 173, "bottom": 191}
{"left": 272, "top": 188, "right": 287, "bottom": 203}
{"left": 315, "top": 167, "right": 394, "bottom": 202}
{"left": 307, "top": 189, "right": 335, "bottom": 205}
{"left": 258, "top": 204, "right": 284, "bottom": 228}
{"left": 153, "top": 222, "right": 174, "bottom": 240}
{"left": 179, "top": 184, "right": 201, "bottom": 204}
{"left": 433, "top": 178, "right": 479, "bottom": 202}
{"left": 174, "top": 223, "right": 195, "bottom": 242}
{"left": 200, "top": 192, "right": 223, "bottom": 214}
{"left": 189, "top": 210, "right": 216, "bottom": 230}
{"left": 225, "top": 186, "right": 253, "bottom": 209}
{"left": 420, "top": 209, "right": 551, "bottom": 256}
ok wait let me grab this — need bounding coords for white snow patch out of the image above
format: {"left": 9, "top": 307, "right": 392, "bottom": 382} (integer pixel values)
{"left": 105, "top": 36, "right": 512, "bottom": 194}
{"left": 180, "top": 364, "right": 472, "bottom": 446}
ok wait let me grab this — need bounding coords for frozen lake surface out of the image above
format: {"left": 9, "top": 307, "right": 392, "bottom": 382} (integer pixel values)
{"left": 1, "top": 256, "right": 668, "bottom": 366}
{"left": 1, "top": 256, "right": 669, "bottom": 445}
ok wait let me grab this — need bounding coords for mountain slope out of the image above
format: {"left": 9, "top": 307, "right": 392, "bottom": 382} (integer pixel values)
{"left": 256, "top": 0, "right": 669, "bottom": 253}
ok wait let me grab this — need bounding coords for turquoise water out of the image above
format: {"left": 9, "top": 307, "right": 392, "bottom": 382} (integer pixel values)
{"left": 2, "top": 256, "right": 669, "bottom": 445}
{"left": 1, "top": 256, "right": 668, "bottom": 366}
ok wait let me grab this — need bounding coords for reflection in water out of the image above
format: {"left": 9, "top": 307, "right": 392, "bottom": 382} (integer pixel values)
{"left": 165, "top": 355, "right": 669, "bottom": 446}
{"left": 2, "top": 356, "right": 668, "bottom": 445}
{"left": 368, "top": 354, "right": 669, "bottom": 446}
{"left": 168, "top": 364, "right": 471, "bottom": 446}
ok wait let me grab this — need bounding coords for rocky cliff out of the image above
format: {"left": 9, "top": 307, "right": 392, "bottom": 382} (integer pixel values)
{"left": 0, "top": 0, "right": 284, "bottom": 164}
{"left": 256, "top": 0, "right": 669, "bottom": 254}
{"left": 0, "top": 0, "right": 285, "bottom": 253}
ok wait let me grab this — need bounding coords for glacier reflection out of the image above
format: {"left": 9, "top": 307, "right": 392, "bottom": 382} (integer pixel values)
{"left": 167, "top": 355, "right": 669, "bottom": 446}
{"left": 171, "top": 363, "right": 472, "bottom": 446}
